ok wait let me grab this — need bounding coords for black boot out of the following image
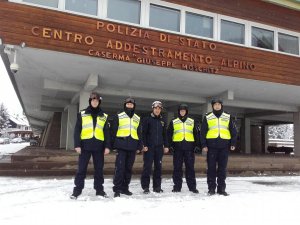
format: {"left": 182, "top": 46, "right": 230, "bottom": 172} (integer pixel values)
{"left": 190, "top": 189, "right": 199, "bottom": 194}
{"left": 217, "top": 190, "right": 229, "bottom": 196}
{"left": 114, "top": 192, "right": 120, "bottom": 198}
{"left": 217, "top": 186, "right": 229, "bottom": 196}
{"left": 172, "top": 188, "right": 181, "bottom": 193}
{"left": 120, "top": 190, "right": 133, "bottom": 196}
{"left": 96, "top": 190, "right": 108, "bottom": 198}
{"left": 70, "top": 188, "right": 82, "bottom": 200}
{"left": 153, "top": 188, "right": 163, "bottom": 193}
{"left": 143, "top": 188, "right": 150, "bottom": 194}
{"left": 208, "top": 190, "right": 216, "bottom": 196}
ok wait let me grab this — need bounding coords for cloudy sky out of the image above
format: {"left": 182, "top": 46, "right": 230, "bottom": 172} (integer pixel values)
{"left": 0, "top": 58, "right": 23, "bottom": 115}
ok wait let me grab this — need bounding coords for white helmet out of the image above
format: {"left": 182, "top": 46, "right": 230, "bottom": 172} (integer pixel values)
{"left": 152, "top": 101, "right": 163, "bottom": 109}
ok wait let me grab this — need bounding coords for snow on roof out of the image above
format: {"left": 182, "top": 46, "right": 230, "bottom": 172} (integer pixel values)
{"left": 9, "top": 115, "right": 29, "bottom": 126}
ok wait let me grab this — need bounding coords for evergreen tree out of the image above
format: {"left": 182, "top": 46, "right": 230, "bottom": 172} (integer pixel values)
{"left": 268, "top": 124, "right": 294, "bottom": 139}
{"left": 0, "top": 103, "right": 10, "bottom": 130}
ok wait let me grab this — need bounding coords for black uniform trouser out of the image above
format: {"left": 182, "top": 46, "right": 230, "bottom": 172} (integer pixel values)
{"left": 172, "top": 148, "right": 196, "bottom": 191}
{"left": 206, "top": 147, "right": 229, "bottom": 192}
{"left": 141, "top": 146, "right": 164, "bottom": 190}
{"left": 113, "top": 149, "right": 136, "bottom": 193}
{"left": 74, "top": 150, "right": 104, "bottom": 191}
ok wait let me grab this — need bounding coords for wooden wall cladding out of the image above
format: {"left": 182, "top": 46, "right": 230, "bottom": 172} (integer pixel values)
{"left": 0, "top": 1, "right": 299, "bottom": 86}
{"left": 166, "top": 0, "right": 300, "bottom": 33}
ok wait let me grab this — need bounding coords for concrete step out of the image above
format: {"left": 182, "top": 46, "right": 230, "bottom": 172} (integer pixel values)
{"left": 1, "top": 146, "right": 300, "bottom": 176}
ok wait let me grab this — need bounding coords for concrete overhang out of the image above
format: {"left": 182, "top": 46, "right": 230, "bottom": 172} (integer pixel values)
{"left": 2, "top": 46, "right": 300, "bottom": 131}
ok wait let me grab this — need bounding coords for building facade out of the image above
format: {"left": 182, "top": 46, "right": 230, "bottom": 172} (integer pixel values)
{"left": 0, "top": 115, "right": 32, "bottom": 139}
{"left": 0, "top": 0, "right": 299, "bottom": 154}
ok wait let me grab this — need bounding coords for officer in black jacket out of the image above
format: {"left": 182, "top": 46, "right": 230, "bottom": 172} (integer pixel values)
{"left": 71, "top": 92, "right": 111, "bottom": 199}
{"left": 111, "top": 97, "right": 143, "bottom": 197}
{"left": 167, "top": 104, "right": 200, "bottom": 193}
{"left": 141, "top": 101, "right": 169, "bottom": 194}
{"left": 200, "top": 98, "right": 237, "bottom": 196}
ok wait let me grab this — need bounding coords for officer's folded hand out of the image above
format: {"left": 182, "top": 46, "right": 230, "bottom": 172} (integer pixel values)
{"left": 75, "top": 147, "right": 81, "bottom": 154}
{"left": 163, "top": 147, "right": 169, "bottom": 154}
{"left": 194, "top": 147, "right": 201, "bottom": 154}
{"left": 104, "top": 148, "right": 110, "bottom": 155}
{"left": 230, "top": 146, "right": 235, "bottom": 151}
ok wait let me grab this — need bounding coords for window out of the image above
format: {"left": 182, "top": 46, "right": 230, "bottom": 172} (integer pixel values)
{"left": 107, "top": 0, "right": 141, "bottom": 24}
{"left": 278, "top": 33, "right": 299, "bottom": 55}
{"left": 185, "top": 12, "right": 213, "bottom": 38}
{"left": 221, "top": 20, "right": 245, "bottom": 44}
{"left": 149, "top": 4, "right": 180, "bottom": 32}
{"left": 65, "top": 0, "right": 98, "bottom": 16}
{"left": 23, "top": 0, "right": 58, "bottom": 8}
{"left": 252, "top": 27, "right": 274, "bottom": 50}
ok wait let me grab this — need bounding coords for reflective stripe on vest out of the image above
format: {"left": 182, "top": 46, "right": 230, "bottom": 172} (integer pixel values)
{"left": 80, "top": 111, "right": 107, "bottom": 141}
{"left": 206, "top": 112, "right": 231, "bottom": 139}
{"left": 172, "top": 117, "right": 195, "bottom": 142}
{"left": 116, "top": 112, "right": 140, "bottom": 140}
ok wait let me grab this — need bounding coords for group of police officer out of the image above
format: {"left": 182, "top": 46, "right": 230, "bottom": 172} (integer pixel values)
{"left": 70, "top": 92, "right": 237, "bottom": 199}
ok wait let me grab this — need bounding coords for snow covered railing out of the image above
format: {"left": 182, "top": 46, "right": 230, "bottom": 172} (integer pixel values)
{"left": 268, "top": 139, "right": 294, "bottom": 148}
{"left": 268, "top": 139, "right": 294, "bottom": 154}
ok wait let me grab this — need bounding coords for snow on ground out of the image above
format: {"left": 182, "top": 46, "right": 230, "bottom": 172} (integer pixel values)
{"left": 0, "top": 144, "right": 299, "bottom": 224}
{"left": 0, "top": 176, "right": 299, "bottom": 225}
{"left": 0, "top": 142, "right": 29, "bottom": 155}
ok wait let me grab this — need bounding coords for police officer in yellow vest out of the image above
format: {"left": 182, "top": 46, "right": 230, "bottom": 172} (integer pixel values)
{"left": 167, "top": 104, "right": 200, "bottom": 193}
{"left": 200, "top": 98, "right": 237, "bottom": 196}
{"left": 71, "top": 92, "right": 111, "bottom": 199}
{"left": 111, "top": 97, "right": 142, "bottom": 197}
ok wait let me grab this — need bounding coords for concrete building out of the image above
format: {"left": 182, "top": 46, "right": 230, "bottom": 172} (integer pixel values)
{"left": 7, "top": 115, "right": 32, "bottom": 139}
{"left": 0, "top": 115, "right": 32, "bottom": 138}
{"left": 0, "top": 0, "right": 299, "bottom": 154}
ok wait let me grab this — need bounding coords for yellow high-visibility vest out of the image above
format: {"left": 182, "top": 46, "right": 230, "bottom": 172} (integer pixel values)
{"left": 80, "top": 111, "right": 107, "bottom": 141}
{"left": 172, "top": 117, "right": 195, "bottom": 142}
{"left": 206, "top": 112, "right": 231, "bottom": 139}
{"left": 116, "top": 112, "right": 140, "bottom": 140}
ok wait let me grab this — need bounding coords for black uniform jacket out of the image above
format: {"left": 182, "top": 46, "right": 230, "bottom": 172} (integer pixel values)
{"left": 74, "top": 106, "right": 111, "bottom": 151}
{"left": 142, "top": 113, "right": 169, "bottom": 148}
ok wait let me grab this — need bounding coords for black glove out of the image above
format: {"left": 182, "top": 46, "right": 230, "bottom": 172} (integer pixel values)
{"left": 194, "top": 147, "right": 201, "bottom": 154}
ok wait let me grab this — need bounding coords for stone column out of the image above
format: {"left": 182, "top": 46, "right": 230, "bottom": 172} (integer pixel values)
{"left": 60, "top": 111, "right": 68, "bottom": 149}
{"left": 243, "top": 118, "right": 251, "bottom": 154}
{"left": 166, "top": 111, "right": 175, "bottom": 125}
{"left": 79, "top": 91, "right": 90, "bottom": 111}
{"left": 66, "top": 104, "right": 78, "bottom": 150}
{"left": 263, "top": 125, "right": 269, "bottom": 154}
{"left": 293, "top": 112, "right": 300, "bottom": 156}
{"left": 201, "top": 102, "right": 212, "bottom": 117}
